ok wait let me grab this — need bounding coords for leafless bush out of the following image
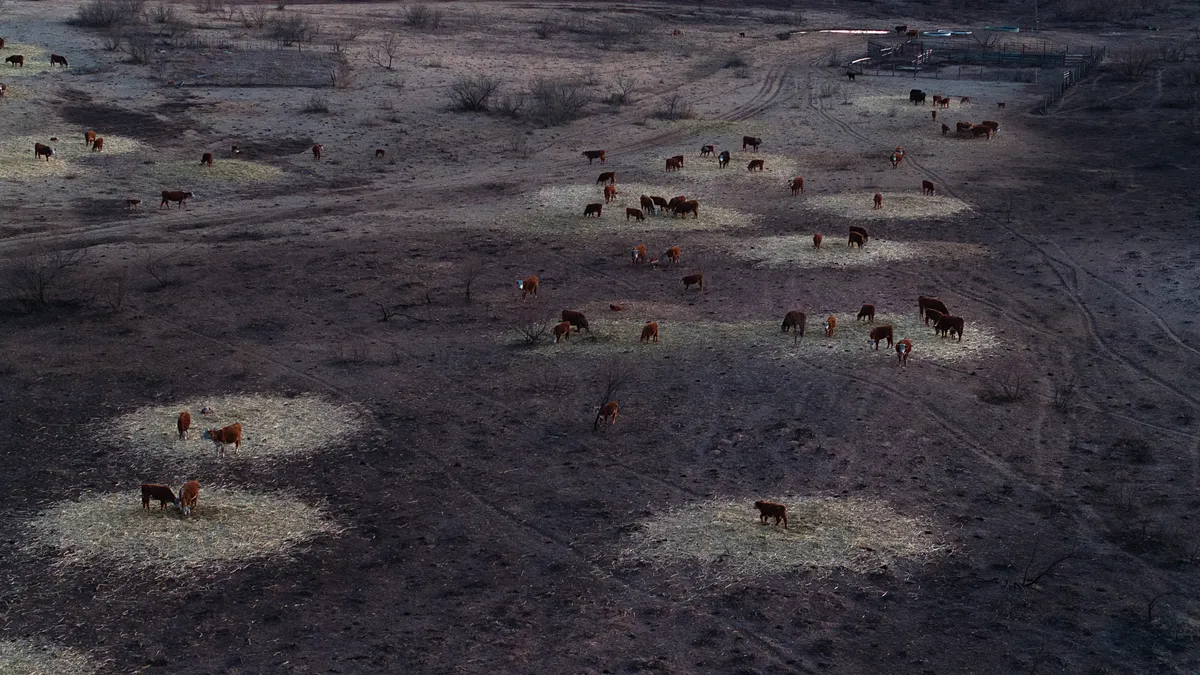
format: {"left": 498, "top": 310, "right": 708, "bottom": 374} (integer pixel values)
{"left": 533, "top": 13, "right": 562, "bottom": 39}
{"left": 148, "top": 2, "right": 173, "bottom": 22}
{"left": 593, "top": 16, "right": 649, "bottom": 47}
{"left": 326, "top": 27, "right": 364, "bottom": 54}
{"left": 971, "top": 31, "right": 999, "bottom": 48}
{"left": 826, "top": 48, "right": 840, "bottom": 67}
{"left": 267, "top": 11, "right": 318, "bottom": 50}
{"left": 99, "top": 270, "right": 129, "bottom": 313}
{"left": 818, "top": 82, "right": 840, "bottom": 98}
{"left": 369, "top": 31, "right": 401, "bottom": 69}
{"left": 3, "top": 248, "right": 93, "bottom": 313}
{"left": 449, "top": 74, "right": 502, "bottom": 112}
{"left": 1052, "top": 377, "right": 1077, "bottom": 412}
{"left": 1017, "top": 532, "right": 1076, "bottom": 587}
{"left": 723, "top": 52, "right": 750, "bottom": 69}
{"left": 101, "top": 24, "right": 125, "bottom": 50}
{"left": 1159, "top": 40, "right": 1190, "bottom": 63}
{"left": 193, "top": 0, "right": 222, "bottom": 13}
{"left": 507, "top": 133, "right": 530, "bottom": 158}
{"left": 981, "top": 370, "right": 1028, "bottom": 404}
{"left": 513, "top": 311, "right": 551, "bottom": 345}
{"left": 611, "top": 74, "right": 637, "bottom": 105}
{"left": 332, "top": 339, "right": 369, "bottom": 365}
{"left": 329, "top": 58, "right": 354, "bottom": 88}
{"left": 239, "top": 4, "right": 267, "bottom": 28}
{"left": 122, "top": 31, "right": 154, "bottom": 64}
{"left": 69, "top": 0, "right": 145, "bottom": 28}
{"left": 460, "top": 260, "right": 484, "bottom": 302}
{"left": 302, "top": 93, "right": 330, "bottom": 113}
{"left": 593, "top": 358, "right": 630, "bottom": 430}
{"left": 141, "top": 247, "right": 181, "bottom": 288}
{"left": 654, "top": 93, "right": 695, "bottom": 120}
{"left": 528, "top": 77, "right": 590, "bottom": 126}
{"left": 1113, "top": 45, "right": 1155, "bottom": 79}
{"left": 1114, "top": 437, "right": 1153, "bottom": 464}
{"left": 401, "top": 3, "right": 444, "bottom": 30}
{"left": 494, "top": 90, "right": 527, "bottom": 117}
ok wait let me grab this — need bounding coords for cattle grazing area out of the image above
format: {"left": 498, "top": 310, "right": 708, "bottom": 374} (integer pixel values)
{"left": 2, "top": 1, "right": 1200, "bottom": 673}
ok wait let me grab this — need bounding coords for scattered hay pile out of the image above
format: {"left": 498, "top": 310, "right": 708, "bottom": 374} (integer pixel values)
{"left": 782, "top": 312, "right": 1003, "bottom": 363}
{"left": 26, "top": 488, "right": 338, "bottom": 578}
{"left": 517, "top": 183, "right": 755, "bottom": 233}
{"left": 805, "top": 192, "right": 972, "bottom": 220}
{"left": 144, "top": 158, "right": 283, "bottom": 184}
{"left": 110, "top": 393, "right": 364, "bottom": 462}
{"left": 0, "top": 44, "right": 60, "bottom": 77}
{"left": 621, "top": 496, "right": 947, "bottom": 580}
{"left": 0, "top": 639, "right": 98, "bottom": 675}
{"left": 735, "top": 235, "right": 987, "bottom": 269}
{"left": 0, "top": 134, "right": 144, "bottom": 180}
{"left": 649, "top": 152, "right": 798, "bottom": 186}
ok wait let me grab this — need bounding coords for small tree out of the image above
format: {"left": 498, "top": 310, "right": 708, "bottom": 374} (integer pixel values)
{"left": 612, "top": 74, "right": 637, "bottom": 105}
{"left": 448, "top": 74, "right": 502, "bottom": 112}
{"left": 655, "top": 93, "right": 695, "bottom": 120}
{"left": 460, "top": 260, "right": 484, "bottom": 302}
{"left": 370, "top": 31, "right": 401, "bottom": 69}
{"left": 3, "top": 248, "right": 92, "bottom": 313}
{"left": 1114, "top": 45, "right": 1155, "bottom": 79}
{"left": 512, "top": 309, "right": 551, "bottom": 345}
{"left": 593, "top": 358, "right": 629, "bottom": 430}
{"left": 401, "top": 3, "right": 443, "bottom": 30}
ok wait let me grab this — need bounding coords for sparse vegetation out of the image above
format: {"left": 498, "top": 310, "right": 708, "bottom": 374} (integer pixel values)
{"left": 448, "top": 74, "right": 502, "bottom": 112}
{"left": 1113, "top": 45, "right": 1155, "bottom": 79}
{"left": 655, "top": 93, "right": 695, "bottom": 120}
{"left": 1052, "top": 376, "right": 1077, "bottom": 412}
{"left": 369, "top": 31, "right": 402, "bottom": 70}
{"left": 513, "top": 311, "right": 551, "bottom": 345}
{"left": 303, "top": 93, "right": 331, "bottom": 113}
{"left": 400, "top": 3, "right": 444, "bottom": 30}
{"left": 267, "top": 11, "right": 319, "bottom": 50}
{"left": 2, "top": 248, "right": 92, "bottom": 314}
{"left": 69, "top": 0, "right": 145, "bottom": 28}
{"left": 981, "top": 370, "right": 1028, "bottom": 404}
{"left": 528, "top": 77, "right": 590, "bottom": 125}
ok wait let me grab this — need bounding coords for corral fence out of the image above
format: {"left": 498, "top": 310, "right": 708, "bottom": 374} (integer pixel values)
{"left": 1035, "top": 46, "right": 1106, "bottom": 114}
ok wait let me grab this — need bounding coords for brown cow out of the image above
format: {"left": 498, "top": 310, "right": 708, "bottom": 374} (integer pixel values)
{"left": 890, "top": 146, "right": 904, "bottom": 168}
{"left": 956, "top": 121, "right": 972, "bottom": 133}
{"left": 0, "top": 83, "right": 7, "bottom": 97}
{"left": 981, "top": 120, "right": 999, "bottom": 133}
{"left": 742, "top": 136, "right": 761, "bottom": 151}
{"left": 207, "top": 422, "right": 243, "bottom": 458}
{"left": 50, "top": 54, "right": 68, "bottom": 67}
{"left": 932, "top": 95, "right": 944, "bottom": 106}
{"left": 609, "top": 304, "right": 625, "bottom": 311}
{"left": 790, "top": 176, "right": 804, "bottom": 194}
{"left": 665, "top": 157, "right": 682, "bottom": 172}
{"left": 869, "top": 325, "right": 894, "bottom": 350}
{"left": 682, "top": 273, "right": 703, "bottom": 290}
{"left": 178, "top": 480, "right": 200, "bottom": 513}
{"left": 666, "top": 196, "right": 687, "bottom": 212}
{"left": 160, "top": 190, "right": 194, "bottom": 208}
{"left": 673, "top": 200, "right": 699, "bottom": 218}
{"left": 596, "top": 171, "right": 616, "bottom": 185}
{"left": 552, "top": 321, "right": 572, "bottom": 343}
{"left": 91, "top": 137, "right": 105, "bottom": 151}
{"left": 582, "top": 150, "right": 606, "bottom": 164}
{"left": 5, "top": 55, "right": 23, "bottom": 67}
{"left": 0, "top": 38, "right": 5, "bottom": 49}
{"left": 640, "top": 321, "right": 659, "bottom": 342}
{"left": 873, "top": 192, "right": 882, "bottom": 209}
{"left": 960, "top": 96, "right": 971, "bottom": 105}
{"left": 700, "top": 144, "right": 714, "bottom": 156}
{"left": 942, "top": 123, "right": 950, "bottom": 135}
{"left": 754, "top": 500, "right": 787, "bottom": 528}
{"left": 594, "top": 400, "right": 619, "bottom": 428}
{"left": 918, "top": 296, "right": 949, "bottom": 320}
{"left": 584, "top": 203, "right": 603, "bottom": 218}
{"left": 375, "top": 148, "right": 385, "bottom": 159}
{"left": 626, "top": 207, "right": 644, "bottom": 222}
{"left": 141, "top": 484, "right": 177, "bottom": 511}
{"left": 849, "top": 225, "right": 869, "bottom": 244}
{"left": 85, "top": 130, "right": 97, "bottom": 147}
{"left": 604, "top": 184, "right": 618, "bottom": 203}
{"left": 34, "top": 143, "right": 54, "bottom": 161}
{"left": 857, "top": 304, "right": 875, "bottom": 323}
{"left": 747, "top": 159, "right": 764, "bottom": 172}
{"left": 849, "top": 231, "right": 865, "bottom": 248}
{"left": 813, "top": 233, "right": 823, "bottom": 249}
{"left": 632, "top": 243, "right": 648, "bottom": 265}
{"left": 177, "top": 410, "right": 191, "bottom": 440}
{"left": 661, "top": 246, "right": 681, "bottom": 265}
{"left": 650, "top": 196, "right": 669, "bottom": 211}
{"left": 517, "top": 275, "right": 539, "bottom": 299}
{"left": 824, "top": 315, "right": 836, "bottom": 337}
{"left": 670, "top": 154, "right": 684, "bottom": 168}
{"left": 935, "top": 315, "right": 964, "bottom": 341}
{"left": 562, "top": 309, "right": 589, "bottom": 332}
{"left": 640, "top": 195, "right": 655, "bottom": 214}
{"left": 921, "top": 180, "right": 935, "bottom": 195}
{"left": 781, "top": 310, "right": 805, "bottom": 335}
{"left": 906, "top": 29, "right": 918, "bottom": 37}
{"left": 896, "top": 338, "right": 913, "bottom": 366}
{"left": 201, "top": 152, "right": 214, "bottom": 166}
{"left": 939, "top": 97, "right": 950, "bottom": 109}
{"left": 924, "top": 307, "right": 945, "bottom": 327}
{"left": 312, "top": 143, "right": 322, "bottom": 160}
{"left": 971, "top": 125, "right": 992, "bottom": 139}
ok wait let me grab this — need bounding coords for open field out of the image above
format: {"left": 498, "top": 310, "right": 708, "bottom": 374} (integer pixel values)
{"left": 2, "top": 0, "right": 1200, "bottom": 673}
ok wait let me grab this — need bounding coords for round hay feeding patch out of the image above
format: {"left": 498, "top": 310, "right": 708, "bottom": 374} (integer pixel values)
{"left": 144, "top": 158, "right": 283, "bottom": 183}
{"left": 0, "top": 134, "right": 144, "bottom": 180}
{"left": 805, "top": 191, "right": 971, "bottom": 221}
{"left": 735, "top": 234, "right": 986, "bottom": 269}
{"left": 0, "top": 639, "right": 98, "bottom": 675}
{"left": 27, "top": 488, "right": 338, "bottom": 578}
{"left": 516, "top": 183, "right": 755, "bottom": 233}
{"left": 647, "top": 152, "right": 798, "bottom": 187}
{"left": 621, "top": 496, "right": 946, "bottom": 580}
{"left": 111, "top": 393, "right": 364, "bottom": 462}
{"left": 0, "top": 44, "right": 64, "bottom": 77}
{"left": 783, "top": 312, "right": 1003, "bottom": 363}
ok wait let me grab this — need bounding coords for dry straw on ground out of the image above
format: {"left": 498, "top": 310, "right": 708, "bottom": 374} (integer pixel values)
{"left": 26, "top": 488, "right": 339, "bottom": 579}
{"left": 0, "top": 639, "right": 98, "bottom": 675}
{"left": 781, "top": 312, "right": 1002, "bottom": 364}
{"left": 0, "top": 44, "right": 62, "bottom": 78}
{"left": 144, "top": 158, "right": 283, "bottom": 183}
{"left": 735, "top": 234, "right": 987, "bottom": 269}
{"left": 648, "top": 152, "right": 798, "bottom": 187}
{"left": 620, "top": 496, "right": 947, "bottom": 580}
{"left": 0, "top": 134, "right": 144, "bottom": 180}
{"left": 110, "top": 393, "right": 364, "bottom": 462}
{"left": 805, "top": 192, "right": 972, "bottom": 221}
{"left": 518, "top": 183, "right": 755, "bottom": 233}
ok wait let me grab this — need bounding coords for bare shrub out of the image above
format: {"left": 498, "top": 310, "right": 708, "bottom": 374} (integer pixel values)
{"left": 818, "top": 82, "right": 840, "bottom": 98}
{"left": 448, "top": 74, "right": 502, "bottom": 112}
{"left": 69, "top": 0, "right": 145, "bottom": 28}
{"left": 507, "top": 133, "right": 530, "bottom": 158}
{"left": 654, "top": 93, "right": 695, "bottom": 120}
{"left": 99, "top": 270, "right": 129, "bottom": 313}
{"left": 369, "top": 31, "right": 401, "bottom": 70}
{"left": 239, "top": 4, "right": 267, "bottom": 28}
{"left": 302, "top": 93, "right": 330, "bottom": 113}
{"left": 3, "top": 248, "right": 93, "bottom": 314}
{"left": 329, "top": 58, "right": 354, "bottom": 89}
{"left": 401, "top": 3, "right": 444, "bottom": 30}
{"left": 980, "top": 370, "right": 1028, "bottom": 404}
{"left": 1052, "top": 376, "right": 1077, "bottom": 412}
{"left": 513, "top": 310, "right": 551, "bottom": 345}
{"left": 193, "top": 0, "right": 222, "bottom": 13}
{"left": 723, "top": 52, "right": 750, "bottom": 69}
{"left": 267, "top": 11, "right": 318, "bottom": 50}
{"left": 1113, "top": 45, "right": 1155, "bottom": 79}
{"left": 826, "top": 47, "right": 840, "bottom": 67}
{"left": 494, "top": 90, "right": 527, "bottom": 117}
{"left": 611, "top": 74, "right": 637, "bottom": 105}
{"left": 141, "top": 247, "right": 181, "bottom": 289}
{"left": 122, "top": 31, "right": 154, "bottom": 64}
{"left": 529, "top": 78, "right": 590, "bottom": 125}
{"left": 101, "top": 24, "right": 125, "bottom": 50}
{"left": 148, "top": 2, "right": 174, "bottom": 23}
{"left": 326, "top": 27, "right": 365, "bottom": 54}
{"left": 593, "top": 358, "right": 630, "bottom": 430}
{"left": 460, "top": 260, "right": 484, "bottom": 302}
{"left": 533, "top": 13, "right": 562, "bottom": 39}
{"left": 1114, "top": 437, "right": 1153, "bottom": 464}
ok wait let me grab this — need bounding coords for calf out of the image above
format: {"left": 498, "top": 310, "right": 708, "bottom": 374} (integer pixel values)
{"left": 742, "top": 136, "right": 761, "bottom": 151}
{"left": 561, "top": 309, "right": 589, "bottom": 332}
{"left": 935, "top": 315, "right": 964, "bottom": 341}
{"left": 375, "top": 148, "right": 385, "bottom": 159}
{"left": 665, "top": 157, "right": 682, "bottom": 172}
{"left": 857, "top": 304, "right": 875, "bottom": 323}
{"left": 34, "top": 142, "right": 54, "bottom": 161}
{"left": 141, "top": 484, "right": 177, "bottom": 511}
{"left": 125, "top": 198, "right": 141, "bottom": 210}
{"left": 596, "top": 171, "right": 616, "bottom": 185}
{"left": 939, "top": 97, "right": 950, "bottom": 109}
{"left": 932, "top": 95, "right": 943, "bottom": 106}
{"left": 896, "top": 338, "right": 913, "bottom": 366}
{"left": 921, "top": 180, "right": 935, "bottom": 195}
{"left": 178, "top": 480, "right": 200, "bottom": 514}
{"left": 0, "top": 83, "right": 6, "bottom": 97}
{"left": 869, "top": 325, "right": 894, "bottom": 350}
{"left": 207, "top": 422, "right": 243, "bottom": 458}
{"left": 790, "top": 176, "right": 804, "bottom": 194}
{"left": 640, "top": 195, "right": 656, "bottom": 214}
{"left": 640, "top": 321, "right": 659, "bottom": 342}
{"left": 848, "top": 231, "right": 865, "bottom": 248}
{"left": 50, "top": 54, "right": 68, "bottom": 67}
{"left": 177, "top": 410, "right": 191, "bottom": 440}
{"left": 781, "top": 310, "right": 806, "bottom": 335}
{"left": 312, "top": 143, "right": 322, "bottom": 160}
{"left": 594, "top": 400, "right": 619, "bottom": 429}
{"left": 552, "top": 321, "right": 571, "bottom": 343}
{"left": 873, "top": 192, "right": 882, "bottom": 209}
{"left": 754, "top": 500, "right": 787, "bottom": 528}
{"left": 584, "top": 203, "right": 603, "bottom": 218}
{"left": 632, "top": 243, "right": 648, "bottom": 266}
{"left": 747, "top": 159, "right": 764, "bottom": 172}
{"left": 201, "top": 152, "right": 214, "bottom": 166}
{"left": 812, "top": 233, "right": 823, "bottom": 249}
{"left": 673, "top": 200, "right": 699, "bottom": 218}
{"left": 85, "top": 130, "right": 97, "bottom": 147}
{"left": 960, "top": 96, "right": 971, "bottom": 104}
{"left": 700, "top": 144, "right": 714, "bottom": 156}
{"left": 661, "top": 246, "right": 681, "bottom": 265}
{"left": 160, "top": 190, "right": 194, "bottom": 208}
{"left": 923, "top": 307, "right": 945, "bottom": 327}
{"left": 5, "top": 55, "right": 23, "bottom": 67}
{"left": 682, "top": 273, "right": 703, "bottom": 290}
{"left": 717, "top": 150, "right": 730, "bottom": 168}
{"left": 918, "top": 296, "right": 949, "bottom": 320}
{"left": 604, "top": 184, "right": 618, "bottom": 203}
{"left": 517, "top": 275, "right": 539, "bottom": 299}
{"left": 91, "top": 137, "right": 105, "bottom": 152}
{"left": 849, "top": 225, "right": 869, "bottom": 244}
{"left": 824, "top": 315, "right": 836, "bottom": 337}
{"left": 942, "top": 123, "right": 950, "bottom": 135}
{"left": 670, "top": 154, "right": 684, "bottom": 168}
{"left": 625, "top": 207, "right": 644, "bottom": 222}
{"left": 582, "top": 149, "right": 606, "bottom": 164}
{"left": 956, "top": 121, "right": 972, "bottom": 133}
{"left": 890, "top": 147, "right": 904, "bottom": 168}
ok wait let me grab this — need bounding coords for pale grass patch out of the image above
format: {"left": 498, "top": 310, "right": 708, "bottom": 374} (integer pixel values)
{"left": 109, "top": 393, "right": 365, "bottom": 463}
{"left": 805, "top": 191, "right": 972, "bottom": 221}
{"left": 26, "top": 488, "right": 339, "bottom": 579}
{"left": 638, "top": 119, "right": 769, "bottom": 138}
{"left": 0, "top": 639, "right": 99, "bottom": 675}
{"left": 0, "top": 134, "right": 144, "bottom": 180}
{"left": 516, "top": 183, "right": 755, "bottom": 233}
{"left": 145, "top": 158, "right": 283, "bottom": 183}
{"left": 619, "top": 496, "right": 948, "bottom": 580}
{"left": 0, "top": 44, "right": 63, "bottom": 77}
{"left": 650, "top": 152, "right": 798, "bottom": 187}
{"left": 734, "top": 235, "right": 987, "bottom": 269}
{"left": 784, "top": 312, "right": 1003, "bottom": 364}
